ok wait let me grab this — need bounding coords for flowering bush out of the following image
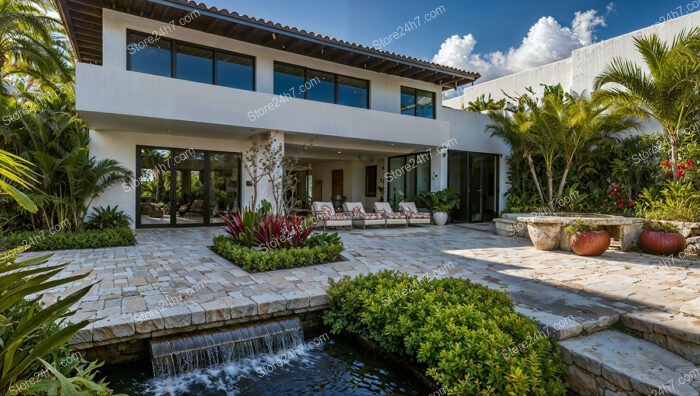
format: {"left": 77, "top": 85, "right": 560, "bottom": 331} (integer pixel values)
{"left": 600, "top": 182, "right": 637, "bottom": 214}
{"left": 661, "top": 159, "right": 694, "bottom": 179}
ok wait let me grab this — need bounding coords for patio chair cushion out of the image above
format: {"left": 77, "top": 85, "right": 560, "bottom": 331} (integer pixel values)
{"left": 384, "top": 212, "right": 407, "bottom": 219}
{"left": 312, "top": 201, "right": 336, "bottom": 219}
{"left": 326, "top": 213, "right": 352, "bottom": 221}
{"left": 399, "top": 202, "right": 431, "bottom": 218}
{"left": 373, "top": 202, "right": 395, "bottom": 214}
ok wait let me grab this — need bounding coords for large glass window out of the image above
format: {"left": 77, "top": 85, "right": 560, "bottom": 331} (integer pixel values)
{"left": 127, "top": 30, "right": 255, "bottom": 91}
{"left": 401, "top": 86, "right": 435, "bottom": 119}
{"left": 216, "top": 52, "right": 254, "bottom": 90}
{"left": 175, "top": 44, "right": 213, "bottom": 84}
{"left": 338, "top": 76, "right": 369, "bottom": 108}
{"left": 127, "top": 32, "right": 172, "bottom": 77}
{"left": 273, "top": 62, "right": 369, "bottom": 108}
{"left": 274, "top": 63, "right": 305, "bottom": 96}
{"left": 306, "top": 69, "right": 335, "bottom": 103}
{"left": 400, "top": 86, "right": 416, "bottom": 115}
{"left": 387, "top": 153, "right": 431, "bottom": 205}
{"left": 136, "top": 147, "right": 242, "bottom": 228}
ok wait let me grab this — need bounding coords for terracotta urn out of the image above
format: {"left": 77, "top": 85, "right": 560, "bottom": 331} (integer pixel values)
{"left": 570, "top": 230, "right": 610, "bottom": 256}
{"left": 639, "top": 230, "right": 686, "bottom": 255}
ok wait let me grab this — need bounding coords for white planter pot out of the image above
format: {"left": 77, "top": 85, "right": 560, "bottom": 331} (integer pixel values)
{"left": 433, "top": 212, "right": 449, "bottom": 226}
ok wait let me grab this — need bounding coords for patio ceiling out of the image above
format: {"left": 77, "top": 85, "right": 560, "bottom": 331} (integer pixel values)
{"left": 55, "top": 0, "right": 480, "bottom": 90}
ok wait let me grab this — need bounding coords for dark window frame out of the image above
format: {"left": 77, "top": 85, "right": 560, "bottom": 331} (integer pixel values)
{"left": 126, "top": 29, "right": 256, "bottom": 91}
{"left": 273, "top": 61, "right": 370, "bottom": 109}
{"left": 400, "top": 86, "right": 436, "bottom": 119}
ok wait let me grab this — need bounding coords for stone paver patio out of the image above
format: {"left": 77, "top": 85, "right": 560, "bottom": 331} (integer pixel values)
{"left": 34, "top": 226, "right": 700, "bottom": 373}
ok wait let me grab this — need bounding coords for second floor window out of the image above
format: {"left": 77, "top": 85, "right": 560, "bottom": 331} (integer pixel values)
{"left": 127, "top": 31, "right": 255, "bottom": 91}
{"left": 273, "top": 62, "right": 369, "bottom": 109}
{"left": 401, "top": 86, "right": 435, "bottom": 119}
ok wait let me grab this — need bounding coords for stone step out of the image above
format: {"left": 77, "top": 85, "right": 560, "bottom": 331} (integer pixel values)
{"left": 621, "top": 310, "right": 700, "bottom": 365}
{"left": 559, "top": 330, "right": 700, "bottom": 396}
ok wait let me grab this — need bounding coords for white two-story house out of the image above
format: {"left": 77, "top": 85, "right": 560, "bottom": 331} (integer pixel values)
{"left": 56, "top": 0, "right": 508, "bottom": 228}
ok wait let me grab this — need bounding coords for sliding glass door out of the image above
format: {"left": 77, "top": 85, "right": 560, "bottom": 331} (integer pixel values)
{"left": 448, "top": 151, "right": 499, "bottom": 223}
{"left": 387, "top": 153, "right": 430, "bottom": 205}
{"left": 136, "top": 146, "right": 241, "bottom": 228}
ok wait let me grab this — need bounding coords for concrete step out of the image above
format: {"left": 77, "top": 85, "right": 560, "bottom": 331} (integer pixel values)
{"left": 559, "top": 330, "right": 700, "bottom": 396}
{"left": 621, "top": 310, "right": 700, "bottom": 365}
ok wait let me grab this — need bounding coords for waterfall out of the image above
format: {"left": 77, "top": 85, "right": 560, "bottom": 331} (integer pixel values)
{"left": 150, "top": 317, "right": 305, "bottom": 378}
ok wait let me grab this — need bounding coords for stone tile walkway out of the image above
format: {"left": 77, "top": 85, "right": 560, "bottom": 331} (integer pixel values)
{"left": 32, "top": 225, "right": 699, "bottom": 350}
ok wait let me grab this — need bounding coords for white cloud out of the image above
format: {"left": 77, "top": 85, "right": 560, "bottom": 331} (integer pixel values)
{"left": 433, "top": 8, "right": 608, "bottom": 86}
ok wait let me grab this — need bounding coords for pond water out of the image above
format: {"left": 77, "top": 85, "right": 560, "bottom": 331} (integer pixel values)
{"left": 101, "top": 334, "right": 436, "bottom": 396}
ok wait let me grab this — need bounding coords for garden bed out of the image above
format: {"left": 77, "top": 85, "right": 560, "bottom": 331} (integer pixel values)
{"left": 0, "top": 227, "right": 136, "bottom": 251}
{"left": 212, "top": 234, "right": 344, "bottom": 273}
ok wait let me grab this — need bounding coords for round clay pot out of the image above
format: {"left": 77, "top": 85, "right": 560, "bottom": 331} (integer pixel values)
{"left": 570, "top": 230, "right": 610, "bottom": 256}
{"left": 639, "top": 230, "right": 686, "bottom": 255}
{"left": 433, "top": 212, "right": 448, "bottom": 226}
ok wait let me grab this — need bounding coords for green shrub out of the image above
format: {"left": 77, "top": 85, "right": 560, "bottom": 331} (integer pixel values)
{"left": 0, "top": 227, "right": 136, "bottom": 251}
{"left": 323, "top": 271, "right": 567, "bottom": 395}
{"left": 306, "top": 232, "right": 341, "bottom": 248}
{"left": 213, "top": 234, "right": 343, "bottom": 272}
{"left": 85, "top": 205, "right": 132, "bottom": 230}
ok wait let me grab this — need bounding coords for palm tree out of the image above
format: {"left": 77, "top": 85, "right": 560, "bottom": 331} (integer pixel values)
{"left": 0, "top": 0, "right": 72, "bottom": 94}
{"left": 487, "top": 93, "right": 546, "bottom": 206}
{"left": 465, "top": 93, "right": 507, "bottom": 113}
{"left": 594, "top": 28, "right": 700, "bottom": 180}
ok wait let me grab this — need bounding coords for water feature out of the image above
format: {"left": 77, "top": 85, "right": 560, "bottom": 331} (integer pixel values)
{"left": 103, "top": 318, "right": 436, "bottom": 395}
{"left": 150, "top": 318, "right": 304, "bottom": 378}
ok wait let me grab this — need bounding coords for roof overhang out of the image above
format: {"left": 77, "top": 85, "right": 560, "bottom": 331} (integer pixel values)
{"left": 55, "top": 0, "right": 480, "bottom": 90}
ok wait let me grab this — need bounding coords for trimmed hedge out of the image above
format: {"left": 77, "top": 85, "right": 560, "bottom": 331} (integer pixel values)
{"left": 0, "top": 227, "right": 136, "bottom": 251}
{"left": 323, "top": 271, "right": 567, "bottom": 395}
{"left": 213, "top": 235, "right": 343, "bottom": 272}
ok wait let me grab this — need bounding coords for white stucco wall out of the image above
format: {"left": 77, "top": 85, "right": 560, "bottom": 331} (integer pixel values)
{"left": 447, "top": 10, "right": 700, "bottom": 107}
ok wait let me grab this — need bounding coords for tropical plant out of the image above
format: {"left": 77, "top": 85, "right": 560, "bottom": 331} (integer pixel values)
{"left": 1, "top": 87, "right": 132, "bottom": 231}
{"left": 422, "top": 188, "right": 460, "bottom": 213}
{"left": 636, "top": 180, "right": 700, "bottom": 222}
{"left": 0, "top": 0, "right": 72, "bottom": 94}
{"left": 220, "top": 208, "right": 316, "bottom": 250}
{"left": 594, "top": 28, "right": 700, "bottom": 180}
{"left": 489, "top": 85, "right": 635, "bottom": 207}
{"left": 0, "top": 149, "right": 37, "bottom": 212}
{"left": 85, "top": 205, "right": 132, "bottom": 230}
{"left": 465, "top": 93, "right": 507, "bottom": 112}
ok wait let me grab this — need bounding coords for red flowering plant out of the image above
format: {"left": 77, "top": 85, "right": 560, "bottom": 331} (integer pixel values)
{"left": 600, "top": 182, "right": 637, "bottom": 215}
{"left": 661, "top": 159, "right": 695, "bottom": 180}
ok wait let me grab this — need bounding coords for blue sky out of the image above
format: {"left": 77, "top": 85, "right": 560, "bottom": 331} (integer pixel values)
{"left": 202, "top": 1, "right": 696, "bottom": 82}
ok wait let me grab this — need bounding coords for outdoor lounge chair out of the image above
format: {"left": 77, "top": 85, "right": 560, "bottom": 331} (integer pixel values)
{"left": 373, "top": 202, "right": 407, "bottom": 228}
{"left": 312, "top": 201, "right": 352, "bottom": 231}
{"left": 344, "top": 202, "right": 385, "bottom": 229}
{"left": 399, "top": 202, "right": 431, "bottom": 226}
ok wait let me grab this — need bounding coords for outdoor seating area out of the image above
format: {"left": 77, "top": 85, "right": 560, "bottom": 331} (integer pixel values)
{"left": 313, "top": 200, "right": 431, "bottom": 230}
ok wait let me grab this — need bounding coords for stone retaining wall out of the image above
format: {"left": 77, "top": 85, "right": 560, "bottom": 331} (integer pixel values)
{"left": 668, "top": 221, "right": 700, "bottom": 258}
